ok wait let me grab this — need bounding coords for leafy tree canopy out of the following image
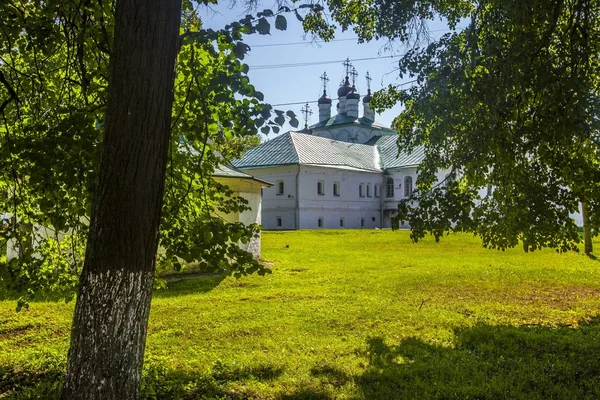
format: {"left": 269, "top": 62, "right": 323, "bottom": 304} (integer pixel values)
{"left": 326, "top": 0, "right": 600, "bottom": 253}
{"left": 0, "top": 0, "right": 317, "bottom": 307}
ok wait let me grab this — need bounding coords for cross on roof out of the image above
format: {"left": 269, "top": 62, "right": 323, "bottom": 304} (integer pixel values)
{"left": 350, "top": 67, "right": 359, "bottom": 86}
{"left": 320, "top": 71, "right": 330, "bottom": 94}
{"left": 300, "top": 102, "right": 313, "bottom": 129}
{"left": 365, "top": 71, "right": 372, "bottom": 92}
{"left": 342, "top": 57, "right": 352, "bottom": 77}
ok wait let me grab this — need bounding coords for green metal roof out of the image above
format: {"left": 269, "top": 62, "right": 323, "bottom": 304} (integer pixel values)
{"left": 213, "top": 163, "right": 273, "bottom": 186}
{"left": 366, "top": 135, "right": 425, "bottom": 169}
{"left": 292, "top": 133, "right": 380, "bottom": 171}
{"left": 232, "top": 132, "right": 298, "bottom": 168}
{"left": 310, "top": 114, "right": 397, "bottom": 135}
{"left": 233, "top": 131, "right": 423, "bottom": 172}
{"left": 233, "top": 132, "right": 380, "bottom": 171}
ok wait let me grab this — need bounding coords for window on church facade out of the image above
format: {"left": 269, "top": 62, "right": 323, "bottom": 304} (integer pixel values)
{"left": 361, "top": 218, "right": 365, "bottom": 227}
{"left": 367, "top": 184, "right": 372, "bottom": 197}
{"left": 276, "top": 180, "right": 284, "bottom": 195}
{"left": 340, "top": 218, "right": 345, "bottom": 227}
{"left": 386, "top": 178, "right": 394, "bottom": 198}
{"left": 317, "top": 180, "right": 324, "bottom": 195}
{"left": 374, "top": 184, "right": 380, "bottom": 198}
{"left": 333, "top": 182, "right": 340, "bottom": 196}
{"left": 404, "top": 176, "right": 413, "bottom": 197}
{"left": 318, "top": 217, "right": 324, "bottom": 228}
{"left": 276, "top": 217, "right": 282, "bottom": 227}
{"left": 359, "top": 183, "right": 365, "bottom": 197}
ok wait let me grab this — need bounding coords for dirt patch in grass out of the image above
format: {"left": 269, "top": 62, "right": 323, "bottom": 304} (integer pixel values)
{"left": 0, "top": 323, "right": 34, "bottom": 340}
{"left": 513, "top": 285, "right": 600, "bottom": 310}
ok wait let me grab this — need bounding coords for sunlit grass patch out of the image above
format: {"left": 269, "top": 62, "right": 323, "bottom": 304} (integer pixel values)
{"left": 1, "top": 230, "right": 600, "bottom": 399}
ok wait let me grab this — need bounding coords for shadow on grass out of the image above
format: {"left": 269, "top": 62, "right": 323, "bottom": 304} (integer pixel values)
{"left": 142, "top": 361, "right": 286, "bottom": 400}
{"left": 4, "top": 319, "right": 600, "bottom": 399}
{"left": 351, "top": 317, "right": 600, "bottom": 399}
{"left": 0, "top": 360, "right": 285, "bottom": 400}
{"left": 152, "top": 273, "right": 226, "bottom": 299}
{"left": 0, "top": 274, "right": 226, "bottom": 305}
{"left": 0, "top": 364, "right": 64, "bottom": 400}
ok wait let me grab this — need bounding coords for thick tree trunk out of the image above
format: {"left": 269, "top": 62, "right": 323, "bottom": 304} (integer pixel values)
{"left": 582, "top": 201, "right": 593, "bottom": 255}
{"left": 62, "top": 0, "right": 181, "bottom": 399}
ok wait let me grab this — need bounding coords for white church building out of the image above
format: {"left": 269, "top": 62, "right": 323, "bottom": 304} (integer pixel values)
{"left": 234, "top": 69, "right": 443, "bottom": 230}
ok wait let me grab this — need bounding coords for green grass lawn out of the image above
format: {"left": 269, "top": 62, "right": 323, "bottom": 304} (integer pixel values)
{"left": 2, "top": 230, "right": 600, "bottom": 399}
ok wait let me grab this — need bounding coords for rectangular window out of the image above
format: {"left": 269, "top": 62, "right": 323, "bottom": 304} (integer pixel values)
{"left": 276, "top": 217, "right": 282, "bottom": 227}
{"left": 276, "top": 180, "right": 284, "bottom": 195}
{"left": 317, "top": 180, "right": 324, "bottom": 195}
{"left": 340, "top": 218, "right": 345, "bottom": 228}
{"left": 318, "top": 217, "right": 324, "bottom": 228}
{"left": 367, "top": 184, "right": 372, "bottom": 197}
{"left": 361, "top": 218, "right": 365, "bottom": 227}
{"left": 374, "top": 184, "right": 380, "bottom": 198}
{"left": 359, "top": 183, "right": 365, "bottom": 197}
{"left": 333, "top": 182, "right": 340, "bottom": 196}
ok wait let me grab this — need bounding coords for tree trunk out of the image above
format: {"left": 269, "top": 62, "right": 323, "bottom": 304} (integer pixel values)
{"left": 582, "top": 201, "right": 593, "bottom": 255}
{"left": 62, "top": 0, "right": 181, "bottom": 398}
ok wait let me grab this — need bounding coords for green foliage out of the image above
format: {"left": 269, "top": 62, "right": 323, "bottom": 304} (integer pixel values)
{"left": 0, "top": 1, "right": 329, "bottom": 306}
{"left": 326, "top": 0, "right": 600, "bottom": 252}
{"left": 2, "top": 230, "right": 600, "bottom": 398}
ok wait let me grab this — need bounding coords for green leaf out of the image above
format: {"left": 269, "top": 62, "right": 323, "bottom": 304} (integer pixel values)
{"left": 275, "top": 15, "right": 287, "bottom": 31}
{"left": 256, "top": 18, "right": 271, "bottom": 35}
{"left": 274, "top": 114, "right": 285, "bottom": 126}
{"left": 233, "top": 42, "right": 250, "bottom": 60}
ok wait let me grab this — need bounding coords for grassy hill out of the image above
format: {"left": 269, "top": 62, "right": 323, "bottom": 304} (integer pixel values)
{"left": 1, "top": 230, "right": 600, "bottom": 399}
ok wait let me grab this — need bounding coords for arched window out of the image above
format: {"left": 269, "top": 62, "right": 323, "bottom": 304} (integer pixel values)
{"left": 318, "top": 217, "right": 324, "bottom": 228}
{"left": 404, "top": 176, "right": 413, "bottom": 197}
{"left": 386, "top": 178, "right": 394, "bottom": 198}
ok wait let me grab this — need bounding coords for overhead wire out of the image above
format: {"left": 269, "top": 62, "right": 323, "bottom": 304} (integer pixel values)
{"left": 249, "top": 54, "right": 403, "bottom": 70}
{"left": 246, "top": 27, "right": 464, "bottom": 48}
{"left": 269, "top": 79, "right": 418, "bottom": 108}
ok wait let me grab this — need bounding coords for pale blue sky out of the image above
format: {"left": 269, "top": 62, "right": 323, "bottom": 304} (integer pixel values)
{"left": 200, "top": 3, "right": 462, "bottom": 135}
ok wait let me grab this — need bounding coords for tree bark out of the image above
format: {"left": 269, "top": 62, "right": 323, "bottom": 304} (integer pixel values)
{"left": 582, "top": 201, "right": 593, "bottom": 255}
{"left": 62, "top": 0, "right": 181, "bottom": 398}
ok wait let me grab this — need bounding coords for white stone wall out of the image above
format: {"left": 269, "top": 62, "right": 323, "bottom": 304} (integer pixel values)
{"left": 213, "top": 177, "right": 266, "bottom": 258}
{"left": 5, "top": 215, "right": 70, "bottom": 261}
{"left": 244, "top": 165, "right": 383, "bottom": 229}
{"left": 242, "top": 165, "right": 300, "bottom": 230}
{"left": 297, "top": 165, "right": 381, "bottom": 229}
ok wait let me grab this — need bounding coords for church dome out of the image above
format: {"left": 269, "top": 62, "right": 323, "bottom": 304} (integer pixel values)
{"left": 337, "top": 77, "right": 352, "bottom": 98}
{"left": 318, "top": 91, "right": 332, "bottom": 104}
{"left": 346, "top": 87, "right": 360, "bottom": 100}
{"left": 363, "top": 89, "right": 372, "bottom": 103}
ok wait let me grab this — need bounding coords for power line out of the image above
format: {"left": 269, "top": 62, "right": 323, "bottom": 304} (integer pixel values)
{"left": 249, "top": 54, "right": 403, "bottom": 70}
{"left": 249, "top": 38, "right": 358, "bottom": 47}
{"left": 271, "top": 100, "right": 319, "bottom": 107}
{"left": 246, "top": 27, "right": 465, "bottom": 48}
{"left": 268, "top": 79, "right": 418, "bottom": 107}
